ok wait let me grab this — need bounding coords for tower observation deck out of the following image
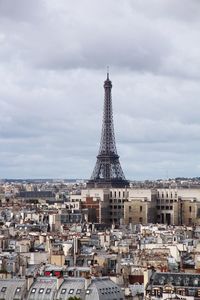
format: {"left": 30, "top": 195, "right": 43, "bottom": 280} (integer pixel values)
{"left": 87, "top": 73, "right": 129, "bottom": 188}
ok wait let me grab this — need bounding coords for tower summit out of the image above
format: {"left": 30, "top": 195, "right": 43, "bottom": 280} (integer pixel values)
{"left": 87, "top": 72, "right": 129, "bottom": 188}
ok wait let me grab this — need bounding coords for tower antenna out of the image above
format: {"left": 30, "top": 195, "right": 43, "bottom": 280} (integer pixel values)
{"left": 107, "top": 66, "right": 109, "bottom": 79}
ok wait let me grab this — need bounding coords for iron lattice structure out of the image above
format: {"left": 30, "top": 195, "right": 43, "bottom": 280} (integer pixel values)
{"left": 87, "top": 73, "right": 129, "bottom": 188}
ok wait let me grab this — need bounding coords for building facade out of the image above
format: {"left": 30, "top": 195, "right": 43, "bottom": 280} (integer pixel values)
{"left": 82, "top": 187, "right": 200, "bottom": 226}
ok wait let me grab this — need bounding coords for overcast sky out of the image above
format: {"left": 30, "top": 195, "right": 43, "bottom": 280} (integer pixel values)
{"left": 0, "top": 0, "right": 200, "bottom": 180}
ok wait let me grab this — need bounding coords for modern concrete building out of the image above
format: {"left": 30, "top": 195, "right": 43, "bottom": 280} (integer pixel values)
{"left": 124, "top": 189, "right": 157, "bottom": 225}
{"left": 83, "top": 187, "right": 200, "bottom": 226}
{"left": 157, "top": 188, "right": 200, "bottom": 225}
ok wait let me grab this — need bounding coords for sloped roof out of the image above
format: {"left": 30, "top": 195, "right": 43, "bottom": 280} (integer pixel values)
{"left": 0, "top": 279, "right": 26, "bottom": 300}
{"left": 27, "top": 277, "right": 57, "bottom": 300}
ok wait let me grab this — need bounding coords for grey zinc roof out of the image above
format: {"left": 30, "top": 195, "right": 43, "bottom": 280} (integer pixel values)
{"left": 0, "top": 279, "right": 26, "bottom": 300}
{"left": 27, "top": 277, "right": 58, "bottom": 300}
{"left": 86, "top": 278, "right": 124, "bottom": 300}
{"left": 151, "top": 272, "right": 200, "bottom": 287}
{"left": 57, "top": 278, "right": 85, "bottom": 299}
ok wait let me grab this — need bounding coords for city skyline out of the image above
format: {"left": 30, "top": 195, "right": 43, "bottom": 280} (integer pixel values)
{"left": 0, "top": 0, "right": 200, "bottom": 180}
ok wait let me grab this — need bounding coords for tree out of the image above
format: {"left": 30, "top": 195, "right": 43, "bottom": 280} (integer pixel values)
{"left": 68, "top": 297, "right": 82, "bottom": 300}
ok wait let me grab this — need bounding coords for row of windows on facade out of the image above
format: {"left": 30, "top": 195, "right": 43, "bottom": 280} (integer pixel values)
{"left": 30, "top": 286, "right": 121, "bottom": 296}
{"left": 128, "top": 216, "right": 194, "bottom": 224}
{"left": 30, "top": 287, "right": 82, "bottom": 295}
{"left": 127, "top": 204, "right": 193, "bottom": 212}
{"left": 110, "top": 199, "right": 126, "bottom": 203}
{"left": 110, "top": 191, "right": 178, "bottom": 199}
{"left": 157, "top": 199, "right": 177, "bottom": 203}
{"left": 151, "top": 287, "right": 200, "bottom": 297}
{"left": 156, "top": 215, "right": 193, "bottom": 225}
{"left": 156, "top": 205, "right": 193, "bottom": 212}
{"left": 157, "top": 192, "right": 177, "bottom": 198}
{"left": 110, "top": 191, "right": 129, "bottom": 198}
{"left": 1, "top": 287, "right": 21, "bottom": 293}
{"left": 110, "top": 205, "right": 123, "bottom": 210}
{"left": 157, "top": 206, "right": 173, "bottom": 210}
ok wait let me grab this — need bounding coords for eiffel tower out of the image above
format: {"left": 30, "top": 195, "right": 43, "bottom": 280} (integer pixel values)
{"left": 87, "top": 72, "right": 129, "bottom": 188}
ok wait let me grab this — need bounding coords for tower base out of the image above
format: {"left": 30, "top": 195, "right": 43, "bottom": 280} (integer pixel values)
{"left": 87, "top": 178, "right": 129, "bottom": 188}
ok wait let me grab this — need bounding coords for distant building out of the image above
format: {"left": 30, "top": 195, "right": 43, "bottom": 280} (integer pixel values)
{"left": 146, "top": 272, "right": 200, "bottom": 299}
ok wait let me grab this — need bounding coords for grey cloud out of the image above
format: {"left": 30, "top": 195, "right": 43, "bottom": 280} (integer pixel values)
{"left": 0, "top": 0, "right": 45, "bottom": 22}
{"left": 0, "top": 1, "right": 200, "bottom": 179}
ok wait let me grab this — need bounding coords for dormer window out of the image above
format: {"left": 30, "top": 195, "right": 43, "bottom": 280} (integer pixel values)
{"left": 31, "top": 288, "right": 36, "bottom": 294}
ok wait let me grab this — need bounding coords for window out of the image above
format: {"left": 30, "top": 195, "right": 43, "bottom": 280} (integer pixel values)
{"left": 129, "top": 206, "right": 132, "bottom": 212}
{"left": 177, "top": 288, "right": 185, "bottom": 296}
{"left": 1, "top": 287, "right": 7, "bottom": 292}
{"left": 31, "top": 288, "right": 36, "bottom": 294}
{"left": 119, "top": 191, "right": 121, "bottom": 197}
{"left": 46, "top": 288, "right": 51, "bottom": 294}
{"left": 61, "top": 289, "right": 67, "bottom": 294}
{"left": 193, "top": 278, "right": 199, "bottom": 286}
{"left": 69, "top": 289, "right": 74, "bottom": 294}
{"left": 15, "top": 287, "right": 21, "bottom": 294}
{"left": 39, "top": 288, "right": 44, "bottom": 294}
{"left": 86, "top": 289, "right": 92, "bottom": 295}
{"left": 189, "top": 206, "right": 192, "bottom": 212}
{"left": 166, "top": 193, "right": 168, "bottom": 198}
{"left": 139, "top": 217, "right": 143, "bottom": 223}
{"left": 140, "top": 206, "right": 142, "bottom": 212}
{"left": 76, "top": 289, "right": 81, "bottom": 294}
{"left": 129, "top": 217, "right": 132, "bottom": 223}
{"left": 153, "top": 288, "right": 160, "bottom": 297}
